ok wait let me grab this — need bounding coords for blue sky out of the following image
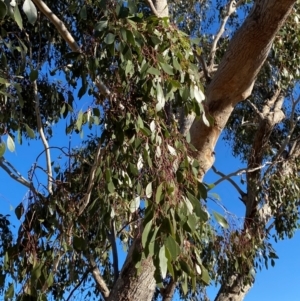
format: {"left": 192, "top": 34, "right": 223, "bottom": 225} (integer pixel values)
{"left": 1, "top": 126, "right": 300, "bottom": 300}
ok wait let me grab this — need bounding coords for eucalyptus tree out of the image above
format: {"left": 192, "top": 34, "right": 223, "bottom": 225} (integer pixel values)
{"left": 0, "top": 1, "right": 299, "bottom": 301}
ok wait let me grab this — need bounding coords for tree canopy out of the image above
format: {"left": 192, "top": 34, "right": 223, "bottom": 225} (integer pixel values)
{"left": 0, "top": 0, "right": 299, "bottom": 301}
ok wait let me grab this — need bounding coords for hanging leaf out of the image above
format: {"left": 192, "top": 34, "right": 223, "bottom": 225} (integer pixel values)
{"left": 25, "top": 124, "right": 35, "bottom": 139}
{"left": 23, "top": 0, "right": 37, "bottom": 24}
{"left": 145, "top": 182, "right": 152, "bottom": 198}
{"left": 142, "top": 220, "right": 153, "bottom": 248}
{"left": 79, "top": 5, "right": 87, "bottom": 20}
{"left": 13, "top": 4, "right": 23, "bottom": 30}
{"left": 159, "top": 245, "right": 168, "bottom": 279}
{"left": 213, "top": 211, "right": 229, "bottom": 229}
{"left": 201, "top": 265, "right": 211, "bottom": 284}
{"left": 104, "top": 33, "right": 115, "bottom": 44}
{"left": 129, "top": 196, "right": 140, "bottom": 212}
{"left": 7, "top": 134, "right": 15, "bottom": 152}
{"left": 95, "top": 20, "right": 108, "bottom": 32}
{"left": 156, "top": 82, "right": 165, "bottom": 112}
{"left": 15, "top": 203, "right": 24, "bottom": 220}
{"left": 160, "top": 62, "right": 174, "bottom": 75}
{"left": 0, "top": 142, "right": 5, "bottom": 157}
{"left": 0, "top": 1, "right": 7, "bottom": 19}
{"left": 155, "top": 183, "right": 163, "bottom": 203}
{"left": 5, "top": 283, "right": 14, "bottom": 299}
{"left": 76, "top": 110, "right": 83, "bottom": 131}
{"left": 165, "top": 236, "right": 180, "bottom": 261}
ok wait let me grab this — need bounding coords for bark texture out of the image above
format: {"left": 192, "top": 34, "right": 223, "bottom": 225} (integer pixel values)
{"left": 107, "top": 235, "right": 156, "bottom": 301}
{"left": 214, "top": 275, "right": 252, "bottom": 301}
{"left": 190, "top": 0, "right": 296, "bottom": 179}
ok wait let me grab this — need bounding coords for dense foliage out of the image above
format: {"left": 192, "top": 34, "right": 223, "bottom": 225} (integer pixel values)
{"left": 0, "top": 0, "right": 300, "bottom": 301}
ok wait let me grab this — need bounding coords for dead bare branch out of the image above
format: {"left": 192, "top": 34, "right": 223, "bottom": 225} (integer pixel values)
{"left": 211, "top": 165, "right": 247, "bottom": 205}
{"left": 209, "top": 0, "right": 238, "bottom": 67}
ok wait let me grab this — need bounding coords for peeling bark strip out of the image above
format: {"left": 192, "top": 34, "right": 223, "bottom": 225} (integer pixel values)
{"left": 190, "top": 0, "right": 296, "bottom": 179}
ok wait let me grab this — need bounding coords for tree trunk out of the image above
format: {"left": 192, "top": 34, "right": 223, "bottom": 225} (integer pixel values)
{"left": 190, "top": 0, "right": 296, "bottom": 179}
{"left": 107, "top": 235, "right": 156, "bottom": 301}
{"left": 214, "top": 275, "right": 252, "bottom": 301}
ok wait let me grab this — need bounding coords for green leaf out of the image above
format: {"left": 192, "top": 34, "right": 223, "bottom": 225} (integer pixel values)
{"left": 25, "top": 124, "right": 35, "bottom": 139}
{"left": 165, "top": 236, "right": 180, "bottom": 260}
{"left": 107, "top": 181, "right": 115, "bottom": 193}
{"left": 213, "top": 211, "right": 229, "bottom": 229}
{"left": 79, "top": 5, "right": 87, "bottom": 20}
{"left": 95, "top": 20, "right": 108, "bottom": 32}
{"left": 159, "top": 245, "right": 168, "bottom": 279}
{"left": 15, "top": 203, "right": 24, "bottom": 220}
{"left": 104, "top": 33, "right": 115, "bottom": 44}
{"left": 5, "top": 283, "right": 14, "bottom": 299}
{"left": 187, "top": 214, "right": 197, "bottom": 233}
{"left": 76, "top": 110, "right": 83, "bottom": 131}
{"left": 0, "top": 142, "right": 5, "bottom": 157}
{"left": 156, "top": 82, "right": 165, "bottom": 112}
{"left": 182, "top": 274, "right": 188, "bottom": 295}
{"left": 147, "top": 67, "right": 160, "bottom": 76}
{"left": 179, "top": 258, "right": 191, "bottom": 275}
{"left": 201, "top": 265, "right": 211, "bottom": 284}
{"left": 155, "top": 183, "right": 163, "bottom": 203}
{"left": 23, "top": 0, "right": 37, "bottom": 24}
{"left": 0, "top": 1, "right": 7, "bottom": 19}
{"left": 142, "top": 220, "right": 153, "bottom": 248}
{"left": 13, "top": 5, "right": 23, "bottom": 30}
{"left": 46, "top": 273, "right": 54, "bottom": 287}
{"left": 129, "top": 196, "right": 140, "bottom": 212}
{"left": 7, "top": 134, "right": 15, "bottom": 152}
{"left": 0, "top": 77, "right": 8, "bottom": 84}
{"left": 31, "top": 263, "right": 42, "bottom": 280}
{"left": 160, "top": 62, "right": 174, "bottom": 75}
{"left": 146, "top": 182, "right": 152, "bottom": 198}
{"left": 29, "top": 69, "right": 38, "bottom": 82}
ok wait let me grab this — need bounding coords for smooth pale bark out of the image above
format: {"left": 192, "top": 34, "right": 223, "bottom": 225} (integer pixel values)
{"left": 190, "top": 0, "right": 296, "bottom": 180}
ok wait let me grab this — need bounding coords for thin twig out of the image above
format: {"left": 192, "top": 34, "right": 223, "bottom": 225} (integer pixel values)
{"left": 32, "top": 0, "right": 112, "bottom": 98}
{"left": 33, "top": 80, "right": 53, "bottom": 194}
{"left": 211, "top": 165, "right": 247, "bottom": 204}
{"left": 213, "top": 162, "right": 272, "bottom": 187}
{"left": 209, "top": 0, "right": 237, "bottom": 66}
{"left": 65, "top": 270, "right": 90, "bottom": 301}
{"left": 77, "top": 143, "right": 102, "bottom": 215}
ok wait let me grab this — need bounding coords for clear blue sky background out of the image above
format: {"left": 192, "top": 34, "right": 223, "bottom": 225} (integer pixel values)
{"left": 1, "top": 125, "right": 300, "bottom": 300}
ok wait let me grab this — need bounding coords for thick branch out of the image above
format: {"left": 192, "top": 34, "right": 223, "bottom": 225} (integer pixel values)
{"left": 88, "top": 253, "right": 110, "bottom": 299}
{"left": 32, "top": 0, "right": 80, "bottom": 52}
{"left": 190, "top": 0, "right": 296, "bottom": 180}
{"left": 0, "top": 157, "right": 32, "bottom": 189}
